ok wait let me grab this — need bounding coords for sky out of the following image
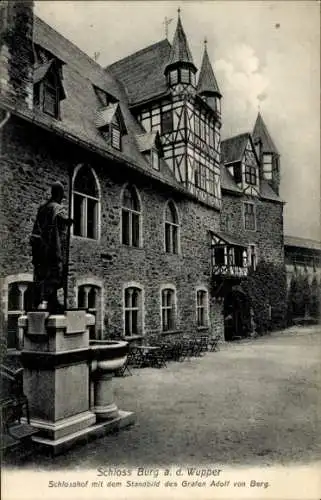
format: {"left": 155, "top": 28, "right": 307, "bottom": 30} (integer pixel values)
{"left": 35, "top": 0, "right": 320, "bottom": 241}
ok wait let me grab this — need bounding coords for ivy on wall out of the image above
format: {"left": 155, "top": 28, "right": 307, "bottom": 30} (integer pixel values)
{"left": 242, "top": 260, "right": 287, "bottom": 334}
{"left": 1, "top": 2, "right": 33, "bottom": 103}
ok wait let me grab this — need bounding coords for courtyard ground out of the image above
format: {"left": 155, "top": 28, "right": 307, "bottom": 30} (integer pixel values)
{"left": 4, "top": 325, "right": 321, "bottom": 469}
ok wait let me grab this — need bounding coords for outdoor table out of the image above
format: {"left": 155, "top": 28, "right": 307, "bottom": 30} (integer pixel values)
{"left": 135, "top": 345, "right": 158, "bottom": 367}
{"left": 135, "top": 345, "right": 162, "bottom": 367}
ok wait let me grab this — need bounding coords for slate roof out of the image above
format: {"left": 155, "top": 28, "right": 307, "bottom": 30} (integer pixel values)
{"left": 221, "top": 133, "right": 249, "bottom": 164}
{"left": 220, "top": 165, "right": 242, "bottom": 194}
{"left": 20, "top": 16, "right": 184, "bottom": 194}
{"left": 260, "top": 180, "right": 284, "bottom": 203}
{"left": 214, "top": 231, "right": 248, "bottom": 247}
{"left": 253, "top": 112, "right": 279, "bottom": 154}
{"left": 107, "top": 15, "right": 198, "bottom": 107}
{"left": 197, "top": 45, "right": 221, "bottom": 96}
{"left": 284, "top": 236, "right": 321, "bottom": 251}
{"left": 108, "top": 40, "right": 171, "bottom": 106}
{"left": 166, "top": 13, "right": 196, "bottom": 70}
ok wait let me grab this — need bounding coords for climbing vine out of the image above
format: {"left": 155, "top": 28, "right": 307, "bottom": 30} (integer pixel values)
{"left": 1, "top": 2, "right": 33, "bottom": 102}
{"left": 242, "top": 260, "right": 287, "bottom": 334}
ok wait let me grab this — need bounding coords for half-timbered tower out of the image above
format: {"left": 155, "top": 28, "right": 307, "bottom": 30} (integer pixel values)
{"left": 109, "top": 12, "right": 222, "bottom": 210}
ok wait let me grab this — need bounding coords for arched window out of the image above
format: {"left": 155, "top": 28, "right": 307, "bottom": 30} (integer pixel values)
{"left": 121, "top": 186, "right": 141, "bottom": 247}
{"left": 196, "top": 288, "right": 209, "bottom": 328}
{"left": 165, "top": 201, "right": 179, "bottom": 254}
{"left": 7, "top": 281, "right": 33, "bottom": 349}
{"left": 161, "top": 287, "right": 176, "bottom": 332}
{"left": 124, "top": 286, "right": 143, "bottom": 336}
{"left": 73, "top": 165, "right": 100, "bottom": 239}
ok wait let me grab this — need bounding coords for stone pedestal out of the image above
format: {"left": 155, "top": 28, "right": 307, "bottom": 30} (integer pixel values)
{"left": 18, "top": 312, "right": 135, "bottom": 455}
{"left": 19, "top": 312, "right": 96, "bottom": 443}
{"left": 91, "top": 372, "right": 119, "bottom": 420}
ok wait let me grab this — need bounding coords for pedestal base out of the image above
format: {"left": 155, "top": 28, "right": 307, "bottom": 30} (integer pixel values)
{"left": 25, "top": 411, "right": 96, "bottom": 440}
{"left": 31, "top": 410, "right": 135, "bottom": 456}
{"left": 91, "top": 403, "right": 119, "bottom": 421}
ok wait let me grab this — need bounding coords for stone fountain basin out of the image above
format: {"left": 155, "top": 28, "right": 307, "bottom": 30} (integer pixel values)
{"left": 89, "top": 340, "right": 129, "bottom": 372}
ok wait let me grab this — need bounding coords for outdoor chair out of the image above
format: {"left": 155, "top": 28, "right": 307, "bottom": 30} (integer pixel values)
{"left": 179, "top": 338, "right": 194, "bottom": 361}
{"left": 199, "top": 335, "right": 209, "bottom": 354}
{"left": 144, "top": 346, "right": 167, "bottom": 368}
{"left": 170, "top": 341, "right": 182, "bottom": 361}
{"left": 191, "top": 338, "right": 203, "bottom": 357}
{"left": 127, "top": 346, "right": 145, "bottom": 368}
{"left": 208, "top": 335, "right": 220, "bottom": 352}
{"left": 0, "top": 364, "right": 37, "bottom": 451}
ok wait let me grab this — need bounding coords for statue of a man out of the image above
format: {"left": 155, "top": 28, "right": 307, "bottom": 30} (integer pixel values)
{"left": 30, "top": 181, "right": 73, "bottom": 312}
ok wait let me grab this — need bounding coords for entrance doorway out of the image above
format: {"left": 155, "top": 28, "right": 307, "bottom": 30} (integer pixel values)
{"left": 224, "top": 287, "right": 250, "bottom": 341}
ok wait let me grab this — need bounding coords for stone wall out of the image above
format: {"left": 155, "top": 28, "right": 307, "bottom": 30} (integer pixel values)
{"left": 1, "top": 117, "right": 223, "bottom": 343}
{"left": 220, "top": 192, "right": 284, "bottom": 265}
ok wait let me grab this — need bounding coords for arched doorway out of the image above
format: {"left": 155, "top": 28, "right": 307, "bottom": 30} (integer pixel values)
{"left": 224, "top": 286, "right": 250, "bottom": 341}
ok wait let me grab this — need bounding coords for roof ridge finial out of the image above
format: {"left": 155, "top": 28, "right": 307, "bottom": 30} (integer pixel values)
{"left": 204, "top": 37, "right": 208, "bottom": 53}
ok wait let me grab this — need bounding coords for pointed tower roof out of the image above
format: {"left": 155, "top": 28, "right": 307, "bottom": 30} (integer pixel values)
{"left": 197, "top": 40, "right": 221, "bottom": 96}
{"left": 253, "top": 112, "right": 279, "bottom": 154}
{"left": 165, "top": 9, "right": 196, "bottom": 72}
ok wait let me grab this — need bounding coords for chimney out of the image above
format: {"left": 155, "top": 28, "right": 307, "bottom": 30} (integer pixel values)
{"left": 0, "top": 1, "right": 34, "bottom": 108}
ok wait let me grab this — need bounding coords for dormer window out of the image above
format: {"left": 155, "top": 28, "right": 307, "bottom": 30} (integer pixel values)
{"left": 33, "top": 59, "right": 66, "bottom": 120}
{"left": 43, "top": 73, "right": 59, "bottom": 118}
{"left": 93, "top": 85, "right": 117, "bottom": 108}
{"left": 135, "top": 131, "right": 163, "bottom": 170}
{"left": 95, "top": 102, "right": 126, "bottom": 151}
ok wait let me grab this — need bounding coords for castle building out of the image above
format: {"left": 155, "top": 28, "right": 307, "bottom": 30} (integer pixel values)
{"left": 0, "top": 2, "right": 285, "bottom": 352}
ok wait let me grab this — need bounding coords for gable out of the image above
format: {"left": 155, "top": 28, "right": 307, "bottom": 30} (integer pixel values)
{"left": 242, "top": 137, "right": 259, "bottom": 169}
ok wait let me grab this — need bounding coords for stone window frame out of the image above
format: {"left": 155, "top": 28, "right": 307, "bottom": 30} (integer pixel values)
{"left": 164, "top": 200, "right": 180, "bottom": 254}
{"left": 243, "top": 202, "right": 257, "bottom": 232}
{"left": 74, "top": 277, "right": 103, "bottom": 340}
{"left": 2, "top": 273, "right": 33, "bottom": 350}
{"left": 71, "top": 163, "right": 101, "bottom": 241}
{"left": 120, "top": 184, "right": 143, "bottom": 248}
{"left": 122, "top": 282, "right": 145, "bottom": 338}
{"left": 195, "top": 286, "right": 210, "bottom": 329}
{"left": 160, "top": 284, "right": 177, "bottom": 332}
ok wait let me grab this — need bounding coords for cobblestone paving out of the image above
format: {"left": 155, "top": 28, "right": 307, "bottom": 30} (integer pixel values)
{"left": 5, "top": 326, "right": 321, "bottom": 469}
